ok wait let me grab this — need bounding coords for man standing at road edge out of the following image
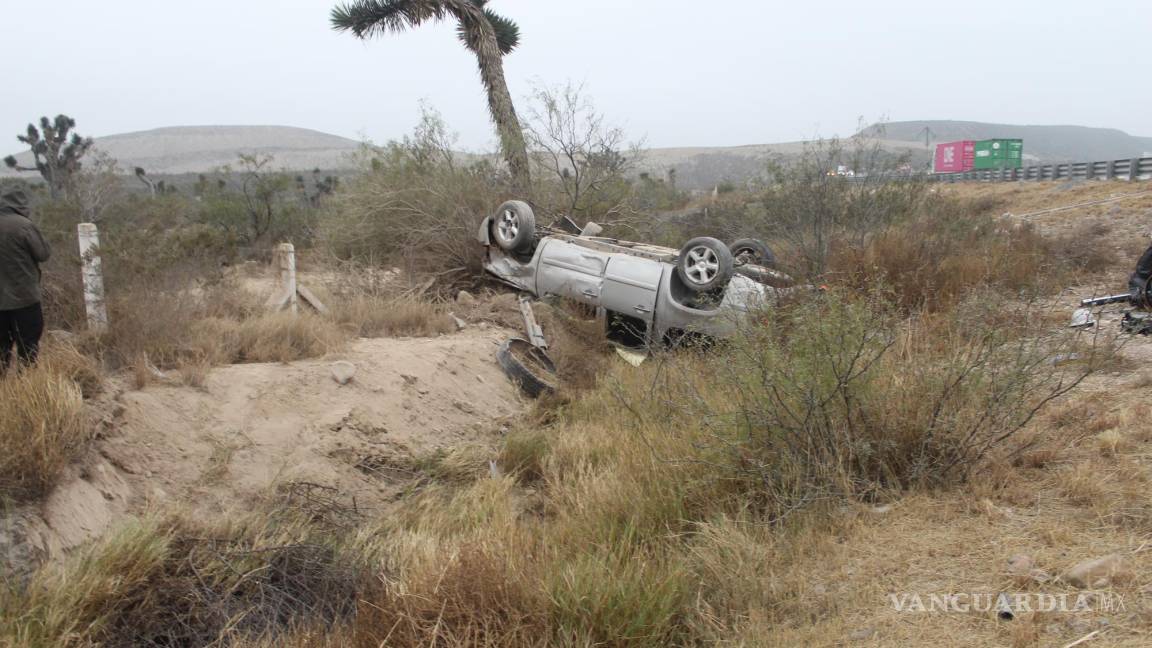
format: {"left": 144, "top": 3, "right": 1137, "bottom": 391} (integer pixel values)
{"left": 0, "top": 189, "right": 51, "bottom": 371}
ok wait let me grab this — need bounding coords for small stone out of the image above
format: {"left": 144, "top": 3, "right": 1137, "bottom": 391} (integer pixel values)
{"left": 1062, "top": 554, "right": 1125, "bottom": 589}
{"left": 401, "top": 374, "right": 418, "bottom": 385}
{"left": 330, "top": 361, "right": 356, "bottom": 385}
{"left": 1007, "top": 554, "right": 1034, "bottom": 575}
{"left": 451, "top": 314, "right": 468, "bottom": 330}
{"left": 456, "top": 290, "right": 476, "bottom": 305}
{"left": 847, "top": 628, "right": 876, "bottom": 641}
{"left": 1007, "top": 553, "right": 1049, "bottom": 584}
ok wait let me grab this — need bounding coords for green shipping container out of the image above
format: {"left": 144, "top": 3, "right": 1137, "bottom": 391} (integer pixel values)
{"left": 973, "top": 139, "right": 1024, "bottom": 169}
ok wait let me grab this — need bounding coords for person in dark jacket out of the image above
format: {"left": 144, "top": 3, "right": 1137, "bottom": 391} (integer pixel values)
{"left": 0, "top": 189, "right": 51, "bottom": 371}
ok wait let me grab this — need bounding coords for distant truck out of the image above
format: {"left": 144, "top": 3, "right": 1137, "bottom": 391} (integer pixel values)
{"left": 934, "top": 139, "right": 1024, "bottom": 173}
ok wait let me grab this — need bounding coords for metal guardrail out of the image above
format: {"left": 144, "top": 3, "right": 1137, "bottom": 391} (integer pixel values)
{"left": 935, "top": 156, "right": 1152, "bottom": 183}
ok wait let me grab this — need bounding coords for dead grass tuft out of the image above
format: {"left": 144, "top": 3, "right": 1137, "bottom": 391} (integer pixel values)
{"left": 0, "top": 363, "right": 89, "bottom": 502}
{"left": 332, "top": 296, "right": 456, "bottom": 338}
{"left": 38, "top": 339, "right": 103, "bottom": 398}
{"left": 0, "top": 514, "right": 367, "bottom": 647}
{"left": 233, "top": 312, "right": 346, "bottom": 363}
{"left": 348, "top": 545, "right": 546, "bottom": 647}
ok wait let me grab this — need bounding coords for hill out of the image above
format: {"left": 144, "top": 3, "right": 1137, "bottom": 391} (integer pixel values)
{"left": 863, "top": 120, "right": 1152, "bottom": 162}
{"left": 5, "top": 121, "right": 1150, "bottom": 189}
{"left": 1, "top": 125, "right": 363, "bottom": 176}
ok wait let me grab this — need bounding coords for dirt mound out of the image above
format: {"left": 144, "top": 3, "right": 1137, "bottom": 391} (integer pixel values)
{"left": 3, "top": 328, "right": 524, "bottom": 577}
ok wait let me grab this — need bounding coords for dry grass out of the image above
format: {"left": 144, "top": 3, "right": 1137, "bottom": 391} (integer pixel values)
{"left": 828, "top": 209, "right": 1070, "bottom": 311}
{"left": 0, "top": 363, "right": 89, "bottom": 502}
{"left": 232, "top": 312, "right": 346, "bottom": 363}
{"left": 332, "top": 296, "right": 456, "bottom": 338}
{"left": 37, "top": 338, "right": 104, "bottom": 398}
{"left": 0, "top": 514, "right": 366, "bottom": 647}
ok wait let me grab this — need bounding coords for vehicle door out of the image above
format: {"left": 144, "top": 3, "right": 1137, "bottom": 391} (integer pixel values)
{"left": 600, "top": 254, "right": 663, "bottom": 328}
{"left": 536, "top": 239, "right": 608, "bottom": 306}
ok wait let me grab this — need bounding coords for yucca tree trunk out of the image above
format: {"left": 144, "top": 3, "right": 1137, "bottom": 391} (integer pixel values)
{"left": 453, "top": 1, "right": 530, "bottom": 196}
{"left": 475, "top": 57, "right": 530, "bottom": 196}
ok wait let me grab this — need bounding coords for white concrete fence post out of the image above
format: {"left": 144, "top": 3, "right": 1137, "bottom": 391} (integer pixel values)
{"left": 278, "top": 242, "right": 299, "bottom": 314}
{"left": 265, "top": 242, "right": 327, "bottom": 315}
{"left": 77, "top": 223, "right": 109, "bottom": 333}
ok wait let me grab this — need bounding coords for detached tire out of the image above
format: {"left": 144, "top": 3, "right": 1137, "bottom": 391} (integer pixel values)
{"left": 497, "top": 338, "right": 557, "bottom": 398}
{"left": 492, "top": 200, "right": 536, "bottom": 254}
{"left": 676, "top": 237, "right": 734, "bottom": 293}
{"left": 730, "top": 238, "right": 776, "bottom": 267}
{"left": 1130, "top": 243, "right": 1152, "bottom": 306}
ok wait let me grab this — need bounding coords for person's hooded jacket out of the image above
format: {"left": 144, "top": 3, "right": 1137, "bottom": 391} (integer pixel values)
{"left": 0, "top": 190, "right": 52, "bottom": 311}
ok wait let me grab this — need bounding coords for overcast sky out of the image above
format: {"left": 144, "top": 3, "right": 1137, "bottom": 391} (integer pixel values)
{"left": 2, "top": 0, "right": 1149, "bottom": 151}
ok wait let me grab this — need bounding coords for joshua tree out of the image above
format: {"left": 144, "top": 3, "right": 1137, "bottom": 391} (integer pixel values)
{"left": 4, "top": 115, "right": 94, "bottom": 199}
{"left": 331, "top": 0, "right": 531, "bottom": 194}
{"left": 134, "top": 167, "right": 157, "bottom": 196}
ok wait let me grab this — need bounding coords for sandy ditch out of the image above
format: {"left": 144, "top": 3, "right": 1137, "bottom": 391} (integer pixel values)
{"left": 2, "top": 327, "right": 524, "bottom": 579}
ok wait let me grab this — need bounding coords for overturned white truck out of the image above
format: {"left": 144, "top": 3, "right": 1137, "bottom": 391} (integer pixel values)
{"left": 478, "top": 200, "right": 794, "bottom": 348}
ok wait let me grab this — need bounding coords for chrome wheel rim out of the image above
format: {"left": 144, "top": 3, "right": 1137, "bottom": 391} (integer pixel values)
{"left": 497, "top": 209, "right": 519, "bottom": 243}
{"left": 685, "top": 246, "right": 719, "bottom": 285}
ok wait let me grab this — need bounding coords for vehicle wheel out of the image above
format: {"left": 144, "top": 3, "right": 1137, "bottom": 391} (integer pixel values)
{"left": 730, "top": 238, "right": 776, "bottom": 267}
{"left": 492, "top": 200, "right": 536, "bottom": 254}
{"left": 496, "top": 337, "right": 557, "bottom": 398}
{"left": 676, "top": 237, "right": 734, "bottom": 293}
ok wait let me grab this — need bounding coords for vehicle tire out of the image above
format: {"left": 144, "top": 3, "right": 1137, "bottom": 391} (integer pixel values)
{"left": 730, "top": 238, "right": 776, "bottom": 267}
{"left": 676, "top": 237, "right": 734, "bottom": 293}
{"left": 1130, "top": 243, "right": 1152, "bottom": 304}
{"left": 496, "top": 337, "right": 557, "bottom": 398}
{"left": 492, "top": 200, "right": 536, "bottom": 254}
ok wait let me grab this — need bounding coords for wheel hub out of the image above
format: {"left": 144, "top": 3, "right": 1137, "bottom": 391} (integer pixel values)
{"left": 686, "top": 246, "right": 719, "bottom": 284}
{"left": 497, "top": 210, "right": 519, "bottom": 242}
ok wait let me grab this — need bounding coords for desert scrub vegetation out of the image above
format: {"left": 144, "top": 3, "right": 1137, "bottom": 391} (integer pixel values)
{"left": 2, "top": 116, "right": 1134, "bottom": 646}
{"left": 320, "top": 107, "right": 511, "bottom": 279}
{"left": 0, "top": 359, "right": 89, "bottom": 502}
{"left": 0, "top": 512, "right": 367, "bottom": 647}
{"left": 331, "top": 295, "right": 456, "bottom": 338}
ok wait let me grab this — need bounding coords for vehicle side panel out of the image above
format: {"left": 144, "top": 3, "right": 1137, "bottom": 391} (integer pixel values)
{"left": 601, "top": 255, "right": 663, "bottom": 324}
{"left": 537, "top": 239, "right": 608, "bottom": 306}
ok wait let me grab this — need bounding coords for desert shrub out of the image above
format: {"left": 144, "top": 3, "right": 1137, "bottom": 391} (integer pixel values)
{"left": 615, "top": 292, "right": 1096, "bottom": 520}
{"left": 827, "top": 204, "right": 1059, "bottom": 311}
{"left": 728, "top": 137, "right": 930, "bottom": 277}
{"left": 321, "top": 109, "right": 508, "bottom": 279}
{"left": 524, "top": 81, "right": 642, "bottom": 226}
{"left": 198, "top": 154, "right": 320, "bottom": 246}
{"left": 34, "top": 193, "right": 240, "bottom": 333}
{"left": 0, "top": 363, "right": 88, "bottom": 502}
{"left": 1045, "top": 221, "right": 1120, "bottom": 275}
